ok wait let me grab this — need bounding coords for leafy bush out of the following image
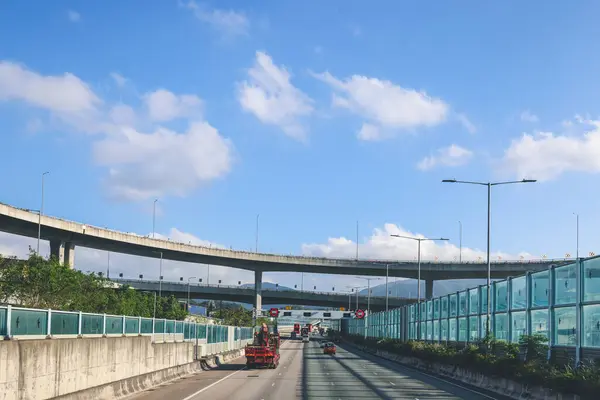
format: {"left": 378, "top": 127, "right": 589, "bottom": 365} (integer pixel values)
{"left": 343, "top": 334, "right": 600, "bottom": 399}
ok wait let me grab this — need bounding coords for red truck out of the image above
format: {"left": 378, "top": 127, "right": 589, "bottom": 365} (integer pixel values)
{"left": 245, "top": 332, "right": 281, "bottom": 369}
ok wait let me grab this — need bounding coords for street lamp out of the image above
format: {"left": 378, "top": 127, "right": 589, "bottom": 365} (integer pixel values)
{"left": 152, "top": 251, "right": 163, "bottom": 297}
{"left": 442, "top": 178, "right": 536, "bottom": 336}
{"left": 573, "top": 213, "right": 579, "bottom": 260}
{"left": 356, "top": 277, "right": 381, "bottom": 338}
{"left": 187, "top": 277, "right": 197, "bottom": 311}
{"left": 391, "top": 234, "right": 448, "bottom": 339}
{"left": 37, "top": 171, "right": 49, "bottom": 254}
{"left": 152, "top": 199, "right": 158, "bottom": 239}
{"left": 347, "top": 286, "right": 366, "bottom": 310}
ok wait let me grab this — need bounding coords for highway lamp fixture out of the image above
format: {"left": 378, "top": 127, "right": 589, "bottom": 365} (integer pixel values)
{"left": 37, "top": 171, "right": 50, "bottom": 255}
{"left": 441, "top": 177, "right": 537, "bottom": 336}
{"left": 119, "top": 273, "right": 123, "bottom": 278}
{"left": 187, "top": 277, "right": 197, "bottom": 311}
{"left": 390, "top": 234, "right": 448, "bottom": 339}
{"left": 152, "top": 251, "right": 164, "bottom": 297}
{"left": 139, "top": 274, "right": 143, "bottom": 280}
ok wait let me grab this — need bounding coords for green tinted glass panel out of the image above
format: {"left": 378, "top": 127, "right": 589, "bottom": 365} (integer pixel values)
{"left": 175, "top": 321, "right": 184, "bottom": 334}
{"left": 449, "top": 319, "right": 457, "bottom": 341}
{"left": 141, "top": 319, "right": 153, "bottom": 333}
{"left": 469, "top": 316, "right": 478, "bottom": 342}
{"left": 106, "top": 316, "right": 123, "bottom": 334}
{"left": 81, "top": 314, "right": 103, "bottom": 334}
{"left": 441, "top": 297, "right": 448, "bottom": 318}
{"left": 449, "top": 294, "right": 457, "bottom": 317}
{"left": 554, "top": 307, "right": 576, "bottom": 346}
{"left": 154, "top": 320, "right": 165, "bottom": 333}
{"left": 494, "top": 313, "right": 508, "bottom": 341}
{"left": 531, "top": 309, "right": 548, "bottom": 339}
{"left": 511, "top": 276, "right": 527, "bottom": 310}
{"left": 0, "top": 308, "right": 7, "bottom": 336}
{"left": 458, "top": 292, "right": 467, "bottom": 316}
{"left": 495, "top": 281, "right": 508, "bottom": 312}
{"left": 166, "top": 321, "right": 175, "bottom": 334}
{"left": 12, "top": 309, "right": 47, "bottom": 335}
{"left": 583, "top": 304, "right": 600, "bottom": 348}
{"left": 458, "top": 317, "right": 467, "bottom": 341}
{"left": 511, "top": 311, "right": 527, "bottom": 343}
{"left": 433, "top": 299, "right": 439, "bottom": 319}
{"left": 583, "top": 258, "right": 600, "bottom": 302}
{"left": 555, "top": 264, "right": 577, "bottom": 305}
{"left": 440, "top": 319, "right": 448, "bottom": 341}
{"left": 125, "top": 317, "right": 139, "bottom": 334}
{"left": 196, "top": 324, "right": 207, "bottom": 339}
{"left": 433, "top": 320, "right": 439, "bottom": 341}
{"left": 469, "top": 288, "right": 479, "bottom": 315}
{"left": 531, "top": 271, "right": 549, "bottom": 307}
{"left": 51, "top": 312, "right": 79, "bottom": 335}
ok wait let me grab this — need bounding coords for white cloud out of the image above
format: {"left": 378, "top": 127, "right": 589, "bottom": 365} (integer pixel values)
{"left": 93, "top": 122, "right": 233, "bottom": 201}
{"left": 144, "top": 89, "right": 203, "bottom": 122}
{"left": 302, "top": 223, "right": 538, "bottom": 262}
{"left": 520, "top": 110, "right": 539, "bottom": 123}
{"left": 67, "top": 10, "right": 81, "bottom": 23}
{"left": 110, "top": 72, "right": 127, "bottom": 88}
{"left": 238, "top": 51, "right": 314, "bottom": 140}
{"left": 456, "top": 113, "right": 477, "bottom": 134}
{"left": 417, "top": 144, "right": 473, "bottom": 171}
{"left": 0, "top": 61, "right": 101, "bottom": 114}
{"left": 500, "top": 117, "right": 600, "bottom": 181}
{"left": 109, "top": 104, "right": 136, "bottom": 125}
{"left": 313, "top": 71, "right": 449, "bottom": 141}
{"left": 182, "top": 1, "right": 249, "bottom": 37}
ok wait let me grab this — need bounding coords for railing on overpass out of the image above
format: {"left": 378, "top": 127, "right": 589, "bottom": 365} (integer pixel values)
{"left": 0, "top": 305, "right": 253, "bottom": 345}
{"left": 3, "top": 202, "right": 572, "bottom": 266}
{"left": 346, "top": 255, "right": 600, "bottom": 365}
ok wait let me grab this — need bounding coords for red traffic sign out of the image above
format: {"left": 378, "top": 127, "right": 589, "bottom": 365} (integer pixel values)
{"left": 355, "top": 309, "right": 365, "bottom": 319}
{"left": 269, "top": 308, "right": 280, "bottom": 317}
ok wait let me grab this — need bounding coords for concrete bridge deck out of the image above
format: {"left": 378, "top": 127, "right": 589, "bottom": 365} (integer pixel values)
{"left": 112, "top": 278, "right": 415, "bottom": 311}
{"left": 0, "top": 203, "right": 566, "bottom": 280}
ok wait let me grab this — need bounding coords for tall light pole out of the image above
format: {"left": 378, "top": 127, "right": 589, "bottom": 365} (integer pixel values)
{"left": 356, "top": 221, "right": 359, "bottom": 260}
{"left": 442, "top": 178, "right": 536, "bottom": 336}
{"left": 356, "top": 277, "right": 381, "bottom": 338}
{"left": 107, "top": 252, "right": 110, "bottom": 279}
{"left": 255, "top": 214, "right": 259, "bottom": 252}
{"left": 37, "top": 171, "right": 49, "bottom": 255}
{"left": 187, "top": 276, "right": 197, "bottom": 310}
{"left": 152, "top": 199, "right": 158, "bottom": 239}
{"left": 574, "top": 213, "right": 579, "bottom": 260}
{"left": 391, "top": 234, "right": 448, "bottom": 338}
{"left": 153, "top": 251, "right": 163, "bottom": 297}
{"left": 347, "top": 286, "right": 366, "bottom": 310}
{"left": 459, "top": 221, "right": 463, "bottom": 262}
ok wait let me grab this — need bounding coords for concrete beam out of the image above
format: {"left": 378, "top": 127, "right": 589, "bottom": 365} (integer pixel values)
{"left": 254, "top": 270, "right": 262, "bottom": 312}
{"left": 425, "top": 280, "right": 434, "bottom": 300}
{"left": 49, "top": 240, "right": 75, "bottom": 268}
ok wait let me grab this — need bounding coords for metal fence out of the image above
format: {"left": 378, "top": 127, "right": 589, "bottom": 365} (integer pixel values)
{"left": 346, "top": 256, "right": 600, "bottom": 364}
{"left": 0, "top": 305, "right": 253, "bottom": 344}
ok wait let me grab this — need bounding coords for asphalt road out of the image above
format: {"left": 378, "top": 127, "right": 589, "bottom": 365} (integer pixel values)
{"left": 128, "top": 336, "right": 510, "bottom": 400}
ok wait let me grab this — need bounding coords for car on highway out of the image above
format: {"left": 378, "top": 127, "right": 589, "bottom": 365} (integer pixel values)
{"left": 323, "top": 343, "right": 336, "bottom": 355}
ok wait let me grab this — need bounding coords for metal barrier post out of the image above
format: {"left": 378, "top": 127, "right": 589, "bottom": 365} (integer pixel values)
{"left": 47, "top": 309, "right": 52, "bottom": 337}
{"left": 575, "top": 258, "right": 582, "bottom": 366}
{"left": 122, "top": 316, "right": 126, "bottom": 336}
{"left": 6, "top": 305, "right": 12, "bottom": 338}
{"left": 78, "top": 311, "right": 83, "bottom": 336}
{"left": 138, "top": 316, "right": 142, "bottom": 335}
{"left": 102, "top": 314, "right": 107, "bottom": 336}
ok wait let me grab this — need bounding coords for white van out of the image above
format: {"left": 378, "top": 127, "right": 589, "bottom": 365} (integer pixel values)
{"left": 302, "top": 335, "right": 309, "bottom": 343}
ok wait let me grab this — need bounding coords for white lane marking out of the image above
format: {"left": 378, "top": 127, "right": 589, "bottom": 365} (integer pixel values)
{"left": 402, "top": 368, "right": 498, "bottom": 399}
{"left": 389, "top": 382, "right": 395, "bottom": 386}
{"left": 272, "top": 382, "right": 275, "bottom": 387}
{"left": 180, "top": 366, "right": 247, "bottom": 400}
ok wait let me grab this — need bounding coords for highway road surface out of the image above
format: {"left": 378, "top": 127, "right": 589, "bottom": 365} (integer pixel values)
{"left": 128, "top": 336, "right": 510, "bottom": 400}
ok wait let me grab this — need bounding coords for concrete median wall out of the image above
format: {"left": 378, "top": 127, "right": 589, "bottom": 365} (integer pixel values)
{"left": 0, "top": 336, "right": 195, "bottom": 400}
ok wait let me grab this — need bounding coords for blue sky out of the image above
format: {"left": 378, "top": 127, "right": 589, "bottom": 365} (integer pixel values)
{"left": 1, "top": 1, "right": 600, "bottom": 292}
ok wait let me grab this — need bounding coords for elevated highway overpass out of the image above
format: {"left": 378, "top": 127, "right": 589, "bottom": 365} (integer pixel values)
{"left": 0, "top": 202, "right": 568, "bottom": 307}
{"left": 112, "top": 278, "right": 415, "bottom": 311}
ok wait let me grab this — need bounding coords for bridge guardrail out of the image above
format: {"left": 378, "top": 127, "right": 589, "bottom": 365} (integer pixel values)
{"left": 0, "top": 304, "right": 253, "bottom": 343}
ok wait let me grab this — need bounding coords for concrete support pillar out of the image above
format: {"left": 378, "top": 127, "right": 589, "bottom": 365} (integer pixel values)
{"left": 254, "top": 270, "right": 262, "bottom": 313}
{"left": 64, "top": 241, "right": 75, "bottom": 268}
{"left": 49, "top": 240, "right": 75, "bottom": 268}
{"left": 49, "top": 239, "right": 65, "bottom": 265}
{"left": 425, "top": 280, "right": 434, "bottom": 300}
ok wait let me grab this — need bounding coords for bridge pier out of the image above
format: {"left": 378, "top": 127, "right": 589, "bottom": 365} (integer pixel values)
{"left": 254, "top": 270, "right": 262, "bottom": 314}
{"left": 425, "top": 280, "right": 434, "bottom": 300}
{"left": 50, "top": 240, "right": 75, "bottom": 268}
